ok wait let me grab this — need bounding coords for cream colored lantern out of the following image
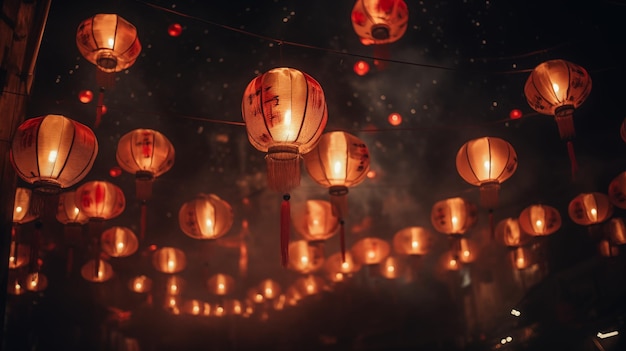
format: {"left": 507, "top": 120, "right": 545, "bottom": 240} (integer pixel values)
{"left": 518, "top": 204, "right": 562, "bottom": 236}
{"left": 430, "top": 197, "right": 478, "bottom": 235}
{"left": 179, "top": 193, "right": 234, "bottom": 240}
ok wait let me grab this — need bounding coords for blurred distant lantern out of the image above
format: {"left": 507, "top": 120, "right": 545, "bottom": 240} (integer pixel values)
{"left": 388, "top": 112, "right": 402, "bottom": 126}
{"left": 451, "top": 237, "right": 477, "bottom": 264}
{"left": 439, "top": 250, "right": 462, "bottom": 272}
{"left": 287, "top": 240, "right": 325, "bottom": 274}
{"left": 325, "top": 251, "right": 361, "bottom": 282}
{"left": 292, "top": 275, "right": 326, "bottom": 297}
{"left": 351, "top": 0, "right": 408, "bottom": 70}
{"left": 258, "top": 279, "right": 281, "bottom": 300}
{"left": 509, "top": 109, "right": 523, "bottom": 120}
{"left": 247, "top": 286, "right": 264, "bottom": 304}
{"left": 241, "top": 67, "right": 328, "bottom": 266}
{"left": 129, "top": 275, "right": 152, "bottom": 293}
{"left": 353, "top": 60, "right": 370, "bottom": 76}
{"left": 100, "top": 226, "right": 139, "bottom": 257}
{"left": 182, "top": 300, "right": 209, "bottom": 316}
{"left": 518, "top": 204, "right": 561, "bottom": 236}
{"left": 179, "top": 193, "right": 234, "bottom": 240}
{"left": 509, "top": 246, "right": 534, "bottom": 270}
{"left": 524, "top": 59, "right": 592, "bottom": 179}
{"left": 109, "top": 166, "right": 122, "bottom": 178}
{"left": 304, "top": 131, "right": 370, "bottom": 261}
{"left": 224, "top": 299, "right": 243, "bottom": 315}
{"left": 351, "top": 237, "right": 390, "bottom": 266}
{"left": 25, "top": 272, "right": 48, "bottom": 292}
{"left": 495, "top": 218, "right": 532, "bottom": 247}
{"left": 608, "top": 171, "right": 626, "bottom": 209}
{"left": 392, "top": 226, "right": 433, "bottom": 256}
{"left": 116, "top": 128, "right": 175, "bottom": 239}
{"left": 76, "top": 14, "right": 141, "bottom": 127}
{"left": 604, "top": 218, "right": 626, "bottom": 246}
{"left": 57, "top": 190, "right": 89, "bottom": 275}
{"left": 152, "top": 247, "right": 187, "bottom": 274}
{"left": 292, "top": 199, "right": 340, "bottom": 242}
{"left": 207, "top": 273, "right": 235, "bottom": 296}
{"left": 379, "top": 256, "right": 404, "bottom": 280}
{"left": 78, "top": 89, "right": 93, "bottom": 103}
{"left": 13, "top": 187, "right": 37, "bottom": 225}
{"left": 568, "top": 192, "right": 613, "bottom": 227}
{"left": 81, "top": 258, "right": 114, "bottom": 283}
{"left": 8, "top": 241, "right": 29, "bottom": 270}
{"left": 11, "top": 115, "right": 98, "bottom": 194}
{"left": 430, "top": 197, "right": 478, "bottom": 235}
{"left": 164, "top": 275, "right": 186, "bottom": 296}
{"left": 7, "top": 273, "right": 25, "bottom": 296}
{"left": 168, "top": 23, "right": 183, "bottom": 37}
{"left": 598, "top": 239, "right": 620, "bottom": 257}
{"left": 456, "top": 136, "right": 517, "bottom": 237}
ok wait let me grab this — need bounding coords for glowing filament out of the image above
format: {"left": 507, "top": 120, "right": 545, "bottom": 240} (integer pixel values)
{"left": 169, "top": 284, "right": 178, "bottom": 294}
{"left": 463, "top": 250, "right": 470, "bottom": 257}
{"left": 387, "top": 265, "right": 395, "bottom": 272}
{"left": 284, "top": 109, "right": 291, "bottom": 126}
{"left": 300, "top": 255, "right": 309, "bottom": 264}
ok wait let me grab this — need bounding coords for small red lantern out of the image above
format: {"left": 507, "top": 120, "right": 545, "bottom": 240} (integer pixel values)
{"left": 168, "top": 23, "right": 183, "bottom": 37}
{"left": 509, "top": 109, "right": 522, "bottom": 120}
{"left": 353, "top": 60, "right": 370, "bottom": 76}
{"left": 388, "top": 112, "right": 402, "bottom": 126}
{"left": 78, "top": 90, "right": 94, "bottom": 103}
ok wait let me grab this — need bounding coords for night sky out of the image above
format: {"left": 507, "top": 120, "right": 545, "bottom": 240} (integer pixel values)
{"left": 6, "top": 0, "right": 626, "bottom": 350}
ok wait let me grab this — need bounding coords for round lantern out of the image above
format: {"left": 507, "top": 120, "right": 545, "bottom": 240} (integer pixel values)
{"left": 598, "top": 240, "right": 620, "bottom": 257}
{"left": 179, "top": 193, "right": 234, "bottom": 240}
{"left": 8, "top": 241, "right": 30, "bottom": 270}
{"left": 11, "top": 115, "right": 98, "bottom": 193}
{"left": 438, "top": 250, "right": 462, "bottom": 272}
{"left": 182, "top": 300, "right": 210, "bottom": 316}
{"left": 207, "top": 273, "right": 235, "bottom": 296}
{"left": 76, "top": 14, "right": 141, "bottom": 73}
{"left": 430, "top": 197, "right": 478, "bottom": 235}
{"left": 287, "top": 240, "right": 325, "bottom": 274}
{"left": 509, "top": 246, "right": 535, "bottom": 270}
{"left": 451, "top": 237, "right": 477, "bottom": 264}
{"left": 568, "top": 192, "right": 613, "bottom": 226}
{"left": 25, "top": 272, "right": 48, "bottom": 292}
{"left": 129, "top": 275, "right": 152, "bottom": 293}
{"left": 292, "top": 275, "right": 326, "bottom": 297}
{"left": 351, "top": 237, "right": 390, "bottom": 265}
{"left": 258, "top": 279, "right": 281, "bottom": 300}
{"left": 13, "top": 187, "right": 37, "bottom": 224}
{"left": 100, "top": 226, "right": 139, "bottom": 257}
{"left": 608, "top": 171, "right": 626, "bottom": 209}
{"left": 241, "top": 67, "right": 328, "bottom": 193}
{"left": 495, "top": 218, "right": 533, "bottom": 247}
{"left": 81, "top": 259, "right": 114, "bottom": 282}
{"left": 518, "top": 204, "right": 562, "bottom": 236}
{"left": 116, "top": 129, "right": 175, "bottom": 201}
{"left": 351, "top": 0, "right": 409, "bottom": 45}
{"left": 392, "top": 226, "right": 433, "bottom": 256}
{"left": 75, "top": 180, "right": 126, "bottom": 221}
{"left": 325, "top": 251, "right": 361, "bottom": 282}
{"left": 56, "top": 190, "right": 89, "bottom": 226}
{"left": 379, "top": 256, "right": 404, "bottom": 280}
{"left": 164, "top": 275, "right": 186, "bottom": 296}
{"left": 152, "top": 247, "right": 187, "bottom": 274}
{"left": 456, "top": 136, "right": 517, "bottom": 209}
{"left": 604, "top": 218, "right": 626, "bottom": 246}
{"left": 292, "top": 199, "right": 340, "bottom": 242}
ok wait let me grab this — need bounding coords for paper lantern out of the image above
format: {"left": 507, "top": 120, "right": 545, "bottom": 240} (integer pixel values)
{"left": 598, "top": 240, "right": 620, "bottom": 257}
{"left": 8, "top": 241, "right": 30, "bottom": 270}
{"left": 56, "top": 191, "right": 89, "bottom": 226}
{"left": 392, "top": 226, "right": 433, "bottom": 256}
{"left": 608, "top": 171, "right": 626, "bottom": 209}
{"left": 430, "top": 197, "right": 478, "bottom": 235}
{"left": 81, "top": 259, "right": 114, "bottom": 283}
{"left": 379, "top": 256, "right": 404, "bottom": 279}
{"left": 518, "top": 204, "right": 562, "bottom": 236}
{"left": 258, "top": 279, "right": 281, "bottom": 300}
{"left": 325, "top": 251, "right": 361, "bottom": 282}
{"left": 495, "top": 218, "right": 532, "bottom": 247}
{"left": 351, "top": 0, "right": 408, "bottom": 45}
{"left": 438, "top": 250, "right": 462, "bottom": 272}
{"left": 129, "top": 275, "right": 152, "bottom": 293}
{"left": 568, "top": 192, "right": 613, "bottom": 226}
{"left": 509, "top": 246, "right": 534, "bottom": 270}
{"left": 164, "top": 275, "right": 186, "bottom": 296}
{"left": 292, "top": 275, "right": 326, "bottom": 297}
{"left": 11, "top": 115, "right": 98, "bottom": 193}
{"left": 452, "top": 237, "right": 477, "bottom": 264}
{"left": 224, "top": 299, "right": 243, "bottom": 316}
{"left": 182, "top": 300, "right": 210, "bottom": 316}
{"left": 25, "top": 272, "right": 48, "bottom": 292}
{"left": 207, "top": 273, "right": 235, "bottom": 296}
{"left": 292, "top": 199, "right": 340, "bottom": 242}
{"left": 100, "top": 226, "right": 139, "bottom": 257}
{"left": 524, "top": 59, "right": 592, "bottom": 178}
{"left": 604, "top": 218, "right": 626, "bottom": 246}
{"left": 351, "top": 237, "right": 390, "bottom": 265}
{"left": 13, "top": 187, "right": 37, "bottom": 224}
{"left": 75, "top": 181, "right": 126, "bottom": 221}
{"left": 179, "top": 193, "right": 234, "bottom": 240}
{"left": 152, "top": 247, "right": 186, "bottom": 274}
{"left": 287, "top": 240, "right": 325, "bottom": 274}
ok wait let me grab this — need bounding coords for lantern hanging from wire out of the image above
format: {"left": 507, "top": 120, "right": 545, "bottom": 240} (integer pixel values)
{"left": 179, "top": 193, "right": 234, "bottom": 240}
{"left": 304, "top": 131, "right": 371, "bottom": 262}
{"left": 524, "top": 59, "right": 592, "bottom": 180}
{"left": 518, "top": 204, "right": 561, "bottom": 237}
{"left": 351, "top": 0, "right": 408, "bottom": 70}
{"left": 456, "top": 136, "right": 517, "bottom": 238}
{"left": 11, "top": 115, "right": 98, "bottom": 196}
{"left": 76, "top": 14, "right": 141, "bottom": 127}
{"left": 241, "top": 67, "right": 328, "bottom": 267}
{"left": 116, "top": 128, "right": 175, "bottom": 240}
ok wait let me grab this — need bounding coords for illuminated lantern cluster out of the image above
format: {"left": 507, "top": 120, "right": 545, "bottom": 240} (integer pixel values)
{"left": 351, "top": 0, "right": 409, "bottom": 46}
{"left": 179, "top": 193, "right": 234, "bottom": 240}
{"left": 11, "top": 115, "right": 98, "bottom": 194}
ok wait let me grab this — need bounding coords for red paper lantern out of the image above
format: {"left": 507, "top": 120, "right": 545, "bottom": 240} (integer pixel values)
{"left": 351, "top": 0, "right": 409, "bottom": 45}
{"left": 75, "top": 181, "right": 126, "bottom": 221}
{"left": 353, "top": 60, "right": 370, "bottom": 76}
{"left": 178, "top": 193, "right": 234, "bottom": 240}
{"left": 518, "top": 204, "right": 562, "bottom": 236}
{"left": 78, "top": 90, "right": 94, "bottom": 103}
{"left": 509, "top": 109, "right": 522, "bottom": 120}
{"left": 168, "top": 23, "right": 183, "bottom": 37}
{"left": 388, "top": 112, "right": 402, "bottom": 126}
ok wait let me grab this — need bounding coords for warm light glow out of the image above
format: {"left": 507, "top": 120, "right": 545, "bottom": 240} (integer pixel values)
{"left": 387, "top": 265, "right": 395, "bottom": 273}
{"left": 116, "top": 242, "right": 125, "bottom": 250}
{"left": 511, "top": 309, "right": 521, "bottom": 317}
{"left": 254, "top": 293, "right": 263, "bottom": 303}
{"left": 300, "top": 255, "right": 309, "bottom": 264}
{"left": 367, "top": 250, "right": 376, "bottom": 259}
{"left": 169, "top": 284, "right": 178, "bottom": 294}
{"left": 590, "top": 208, "right": 597, "bottom": 219}
{"left": 463, "top": 250, "right": 470, "bottom": 257}
{"left": 29, "top": 273, "right": 39, "bottom": 288}
{"left": 265, "top": 287, "right": 273, "bottom": 296}
{"left": 107, "top": 37, "right": 114, "bottom": 48}
{"left": 411, "top": 240, "right": 419, "bottom": 249}
{"left": 134, "top": 282, "right": 143, "bottom": 290}
{"left": 449, "top": 259, "right": 457, "bottom": 268}
{"left": 205, "top": 218, "right": 214, "bottom": 234}
{"left": 284, "top": 109, "right": 292, "bottom": 126}
{"left": 217, "top": 283, "right": 225, "bottom": 292}
{"left": 552, "top": 83, "right": 559, "bottom": 94}
{"left": 15, "top": 206, "right": 22, "bottom": 213}
{"left": 483, "top": 160, "right": 490, "bottom": 171}
{"left": 48, "top": 150, "right": 58, "bottom": 163}
{"left": 306, "top": 284, "right": 314, "bottom": 293}
{"left": 192, "top": 304, "right": 200, "bottom": 314}
{"left": 333, "top": 160, "right": 344, "bottom": 178}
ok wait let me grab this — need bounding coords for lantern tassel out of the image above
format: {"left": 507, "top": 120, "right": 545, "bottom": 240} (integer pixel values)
{"left": 140, "top": 201, "right": 148, "bottom": 241}
{"left": 266, "top": 146, "right": 301, "bottom": 193}
{"left": 340, "top": 219, "right": 346, "bottom": 263}
{"left": 566, "top": 141, "right": 578, "bottom": 181}
{"left": 280, "top": 194, "right": 291, "bottom": 267}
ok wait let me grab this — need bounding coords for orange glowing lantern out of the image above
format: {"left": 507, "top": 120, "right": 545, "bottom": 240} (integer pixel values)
{"left": 100, "top": 226, "right": 139, "bottom": 257}
{"left": 293, "top": 275, "right": 326, "bottom": 297}
{"left": 451, "top": 237, "right": 477, "bottom": 264}
{"left": 75, "top": 181, "right": 126, "bottom": 221}
{"left": 25, "top": 272, "right": 48, "bottom": 292}
{"left": 439, "top": 250, "right": 462, "bottom": 272}
{"left": 388, "top": 112, "right": 402, "bottom": 126}
{"left": 258, "top": 279, "right": 281, "bottom": 300}
{"left": 81, "top": 259, "right": 114, "bottom": 282}
{"left": 6, "top": 273, "right": 25, "bottom": 296}
{"left": 568, "top": 192, "right": 613, "bottom": 226}
{"left": 152, "top": 247, "right": 187, "bottom": 274}
{"left": 11, "top": 115, "right": 98, "bottom": 194}
{"left": 207, "top": 273, "right": 235, "bottom": 296}
{"left": 182, "top": 300, "right": 209, "bottom": 316}
{"left": 56, "top": 190, "right": 89, "bottom": 227}
{"left": 430, "top": 197, "right": 478, "bottom": 235}
{"left": 509, "top": 246, "right": 534, "bottom": 270}
{"left": 292, "top": 199, "right": 340, "bottom": 242}
{"left": 353, "top": 60, "right": 370, "bottom": 76}
{"left": 247, "top": 287, "right": 265, "bottom": 304}
{"left": 77, "top": 14, "right": 141, "bottom": 127}
{"left": 287, "top": 240, "right": 325, "bottom": 274}
{"left": 605, "top": 218, "right": 626, "bottom": 246}
{"left": 392, "top": 226, "right": 433, "bottom": 256}
{"left": 304, "top": 131, "right": 371, "bottom": 260}
{"left": 598, "top": 240, "right": 620, "bottom": 257}
{"left": 608, "top": 171, "right": 626, "bottom": 209}
{"left": 179, "top": 193, "right": 234, "bottom": 240}
{"left": 518, "top": 204, "right": 561, "bottom": 236}
{"left": 225, "top": 299, "right": 244, "bottom": 315}
{"left": 524, "top": 59, "right": 592, "bottom": 179}
{"left": 78, "top": 90, "right": 94, "bottom": 103}
{"left": 129, "top": 275, "right": 152, "bottom": 293}
{"left": 13, "top": 187, "right": 37, "bottom": 224}
{"left": 164, "top": 275, "right": 186, "bottom": 296}
{"left": 325, "top": 251, "right": 361, "bottom": 280}
{"left": 8, "top": 241, "right": 29, "bottom": 270}
{"left": 379, "top": 256, "right": 404, "bottom": 279}
{"left": 351, "top": 237, "right": 390, "bottom": 265}
{"left": 495, "top": 218, "right": 532, "bottom": 247}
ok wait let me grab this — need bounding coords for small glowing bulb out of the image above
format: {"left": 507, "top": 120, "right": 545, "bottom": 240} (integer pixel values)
{"left": 387, "top": 265, "right": 395, "bottom": 272}
{"left": 463, "top": 250, "right": 470, "bottom": 257}
{"left": 306, "top": 284, "right": 314, "bottom": 293}
{"left": 192, "top": 305, "right": 200, "bottom": 314}
{"left": 333, "top": 160, "right": 343, "bottom": 177}
{"left": 218, "top": 283, "right": 225, "bottom": 291}
{"left": 535, "top": 219, "right": 543, "bottom": 228}
{"left": 135, "top": 282, "right": 143, "bottom": 290}
{"left": 590, "top": 208, "right": 597, "bottom": 216}
{"left": 449, "top": 259, "right": 457, "bottom": 267}
{"left": 367, "top": 250, "right": 376, "bottom": 259}
{"left": 167, "top": 260, "right": 175, "bottom": 269}
{"left": 73, "top": 207, "right": 80, "bottom": 215}
{"left": 265, "top": 288, "right": 272, "bottom": 296}
{"left": 341, "top": 261, "right": 350, "bottom": 270}
{"left": 116, "top": 242, "right": 125, "bottom": 250}
{"left": 552, "top": 83, "right": 559, "bottom": 93}
{"left": 411, "top": 240, "right": 419, "bottom": 249}
{"left": 300, "top": 255, "right": 309, "bottom": 264}
{"left": 48, "top": 150, "right": 58, "bottom": 163}
{"left": 15, "top": 206, "right": 22, "bottom": 213}
{"left": 205, "top": 219, "right": 214, "bottom": 233}
{"left": 107, "top": 38, "right": 114, "bottom": 48}
{"left": 451, "top": 216, "right": 458, "bottom": 224}
{"left": 517, "top": 257, "right": 525, "bottom": 266}
{"left": 169, "top": 297, "right": 176, "bottom": 306}
{"left": 169, "top": 284, "right": 178, "bottom": 294}
{"left": 255, "top": 293, "right": 263, "bottom": 302}
{"left": 335, "top": 273, "right": 344, "bottom": 280}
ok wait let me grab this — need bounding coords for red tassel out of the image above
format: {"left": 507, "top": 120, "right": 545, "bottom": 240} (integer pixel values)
{"left": 280, "top": 194, "right": 291, "bottom": 267}
{"left": 340, "top": 219, "right": 346, "bottom": 263}
{"left": 488, "top": 209, "right": 495, "bottom": 241}
{"left": 95, "top": 88, "right": 105, "bottom": 128}
{"left": 566, "top": 141, "right": 578, "bottom": 181}
{"left": 140, "top": 201, "right": 148, "bottom": 241}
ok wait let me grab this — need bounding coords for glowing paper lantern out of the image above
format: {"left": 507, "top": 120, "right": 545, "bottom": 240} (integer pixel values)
{"left": 129, "top": 275, "right": 152, "bottom": 293}
{"left": 509, "top": 246, "right": 534, "bottom": 270}
{"left": 325, "top": 251, "right": 361, "bottom": 282}
{"left": 452, "top": 237, "right": 477, "bottom": 264}
{"left": 524, "top": 59, "right": 592, "bottom": 178}
{"left": 287, "top": 240, "right": 325, "bottom": 274}
{"left": 604, "top": 218, "right": 626, "bottom": 246}
{"left": 179, "top": 193, "right": 234, "bottom": 240}
{"left": 152, "top": 247, "right": 187, "bottom": 274}
{"left": 351, "top": 237, "right": 390, "bottom": 265}
{"left": 379, "top": 256, "right": 404, "bottom": 279}
{"left": 351, "top": 0, "right": 408, "bottom": 45}
{"left": 598, "top": 240, "right": 619, "bottom": 257}
{"left": 207, "top": 273, "right": 235, "bottom": 296}
{"left": 258, "top": 279, "right": 281, "bottom": 300}
{"left": 430, "top": 197, "right": 478, "bottom": 235}
{"left": 25, "top": 272, "right": 48, "bottom": 292}
{"left": 75, "top": 181, "right": 126, "bottom": 221}
{"left": 392, "top": 226, "right": 433, "bottom": 256}
{"left": 495, "top": 218, "right": 532, "bottom": 247}
{"left": 292, "top": 275, "right": 326, "bottom": 297}
{"left": 100, "top": 226, "right": 139, "bottom": 257}
{"left": 568, "top": 192, "right": 613, "bottom": 226}
{"left": 164, "top": 275, "right": 186, "bottom": 296}
{"left": 518, "top": 204, "right": 561, "bottom": 236}
{"left": 81, "top": 259, "right": 114, "bottom": 283}
{"left": 11, "top": 115, "right": 98, "bottom": 194}
{"left": 56, "top": 191, "right": 89, "bottom": 226}
{"left": 13, "top": 187, "right": 37, "bottom": 224}
{"left": 291, "top": 199, "right": 340, "bottom": 242}
{"left": 8, "top": 241, "right": 29, "bottom": 270}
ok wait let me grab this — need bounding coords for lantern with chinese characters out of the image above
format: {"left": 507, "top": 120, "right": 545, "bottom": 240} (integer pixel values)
{"left": 292, "top": 199, "right": 340, "bottom": 243}
{"left": 207, "top": 273, "right": 235, "bottom": 296}
{"left": 77, "top": 14, "right": 142, "bottom": 127}
{"left": 608, "top": 171, "right": 626, "bottom": 209}
{"left": 11, "top": 115, "right": 98, "bottom": 194}
{"left": 304, "top": 131, "right": 371, "bottom": 261}
{"left": 287, "top": 240, "right": 325, "bottom": 274}
{"left": 518, "top": 204, "right": 561, "bottom": 236}
{"left": 242, "top": 67, "right": 328, "bottom": 266}
{"left": 430, "top": 197, "right": 478, "bottom": 235}
{"left": 152, "top": 247, "right": 187, "bottom": 274}
{"left": 75, "top": 180, "right": 126, "bottom": 223}
{"left": 100, "top": 226, "right": 139, "bottom": 257}
{"left": 524, "top": 59, "right": 592, "bottom": 179}
{"left": 568, "top": 192, "right": 613, "bottom": 227}
{"left": 495, "top": 218, "right": 533, "bottom": 247}
{"left": 392, "top": 226, "right": 433, "bottom": 256}
{"left": 351, "top": 237, "right": 390, "bottom": 266}
{"left": 179, "top": 193, "right": 234, "bottom": 240}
